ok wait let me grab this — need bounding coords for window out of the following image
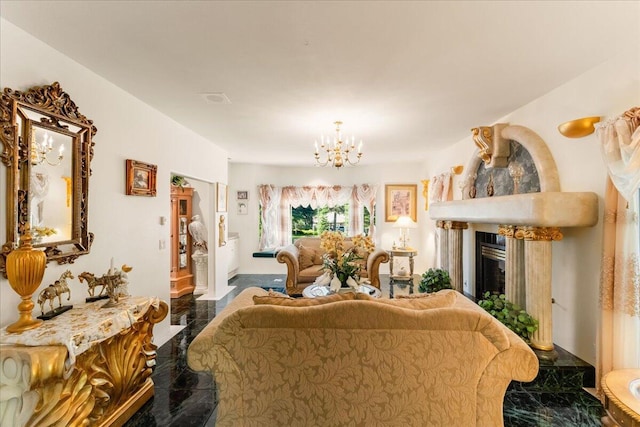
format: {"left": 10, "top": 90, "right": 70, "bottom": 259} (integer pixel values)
{"left": 292, "top": 204, "right": 350, "bottom": 240}
{"left": 258, "top": 184, "right": 378, "bottom": 250}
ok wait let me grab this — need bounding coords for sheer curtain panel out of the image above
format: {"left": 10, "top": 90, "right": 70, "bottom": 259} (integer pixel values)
{"left": 596, "top": 107, "right": 640, "bottom": 394}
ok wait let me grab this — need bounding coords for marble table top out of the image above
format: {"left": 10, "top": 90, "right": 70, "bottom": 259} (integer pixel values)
{"left": 0, "top": 296, "right": 159, "bottom": 365}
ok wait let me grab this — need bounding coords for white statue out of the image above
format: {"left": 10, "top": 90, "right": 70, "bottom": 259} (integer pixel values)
{"left": 29, "top": 169, "right": 50, "bottom": 227}
{"left": 188, "top": 215, "right": 208, "bottom": 252}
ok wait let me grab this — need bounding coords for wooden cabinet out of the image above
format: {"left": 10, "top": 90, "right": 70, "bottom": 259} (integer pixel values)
{"left": 170, "top": 186, "right": 194, "bottom": 298}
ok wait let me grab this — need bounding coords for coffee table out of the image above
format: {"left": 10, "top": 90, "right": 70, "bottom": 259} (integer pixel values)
{"left": 302, "top": 283, "right": 381, "bottom": 298}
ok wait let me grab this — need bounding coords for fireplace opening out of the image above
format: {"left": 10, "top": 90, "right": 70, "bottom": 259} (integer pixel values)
{"left": 475, "top": 232, "right": 506, "bottom": 297}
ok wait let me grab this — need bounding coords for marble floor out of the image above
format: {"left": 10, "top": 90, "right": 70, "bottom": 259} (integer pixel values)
{"left": 124, "top": 274, "right": 604, "bottom": 427}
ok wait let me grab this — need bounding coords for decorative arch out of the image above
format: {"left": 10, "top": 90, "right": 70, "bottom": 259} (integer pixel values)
{"left": 463, "top": 124, "right": 560, "bottom": 194}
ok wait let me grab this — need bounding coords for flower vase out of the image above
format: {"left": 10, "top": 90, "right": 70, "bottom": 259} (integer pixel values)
{"left": 336, "top": 271, "right": 350, "bottom": 288}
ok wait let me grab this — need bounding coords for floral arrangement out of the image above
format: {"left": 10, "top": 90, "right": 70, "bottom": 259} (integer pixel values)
{"left": 32, "top": 226, "right": 57, "bottom": 243}
{"left": 319, "top": 231, "right": 375, "bottom": 287}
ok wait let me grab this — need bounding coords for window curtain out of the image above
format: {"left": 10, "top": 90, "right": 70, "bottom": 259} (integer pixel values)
{"left": 258, "top": 184, "right": 377, "bottom": 249}
{"left": 351, "top": 184, "right": 378, "bottom": 237}
{"left": 595, "top": 107, "right": 640, "bottom": 202}
{"left": 429, "top": 172, "right": 452, "bottom": 204}
{"left": 258, "top": 184, "right": 285, "bottom": 250}
{"left": 595, "top": 108, "right": 640, "bottom": 393}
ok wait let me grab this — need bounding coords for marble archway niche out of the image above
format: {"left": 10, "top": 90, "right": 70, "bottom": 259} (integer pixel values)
{"left": 430, "top": 124, "right": 599, "bottom": 360}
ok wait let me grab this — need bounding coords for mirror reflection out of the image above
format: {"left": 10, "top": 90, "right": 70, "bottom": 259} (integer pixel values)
{"left": 29, "top": 125, "right": 74, "bottom": 245}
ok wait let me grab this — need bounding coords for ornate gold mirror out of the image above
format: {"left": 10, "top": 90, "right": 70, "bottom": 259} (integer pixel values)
{"left": 0, "top": 82, "right": 96, "bottom": 276}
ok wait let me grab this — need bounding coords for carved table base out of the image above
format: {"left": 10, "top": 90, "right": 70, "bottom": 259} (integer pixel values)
{"left": 0, "top": 298, "right": 168, "bottom": 427}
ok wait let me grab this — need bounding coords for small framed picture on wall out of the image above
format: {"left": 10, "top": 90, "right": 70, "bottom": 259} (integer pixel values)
{"left": 237, "top": 201, "right": 248, "bottom": 215}
{"left": 216, "top": 182, "right": 228, "bottom": 212}
{"left": 125, "top": 159, "right": 157, "bottom": 197}
{"left": 237, "top": 190, "right": 248, "bottom": 200}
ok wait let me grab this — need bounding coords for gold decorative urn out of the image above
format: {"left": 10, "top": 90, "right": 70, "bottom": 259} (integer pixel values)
{"left": 6, "top": 230, "right": 46, "bottom": 333}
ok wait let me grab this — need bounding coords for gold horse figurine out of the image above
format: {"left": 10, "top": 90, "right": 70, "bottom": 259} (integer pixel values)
{"left": 37, "top": 270, "right": 74, "bottom": 316}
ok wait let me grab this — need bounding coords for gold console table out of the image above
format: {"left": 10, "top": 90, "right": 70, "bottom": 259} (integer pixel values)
{"left": 0, "top": 296, "right": 168, "bottom": 427}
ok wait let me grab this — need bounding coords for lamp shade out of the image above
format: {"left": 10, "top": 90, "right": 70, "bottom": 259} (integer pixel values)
{"left": 393, "top": 216, "right": 417, "bottom": 229}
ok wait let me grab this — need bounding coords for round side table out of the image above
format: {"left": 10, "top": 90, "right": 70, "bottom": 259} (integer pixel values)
{"left": 302, "top": 283, "right": 381, "bottom": 299}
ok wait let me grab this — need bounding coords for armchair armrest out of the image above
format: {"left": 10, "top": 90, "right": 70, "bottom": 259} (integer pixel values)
{"left": 276, "top": 244, "right": 300, "bottom": 292}
{"left": 366, "top": 248, "right": 390, "bottom": 289}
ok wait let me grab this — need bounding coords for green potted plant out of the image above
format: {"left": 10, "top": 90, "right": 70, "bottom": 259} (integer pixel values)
{"left": 171, "top": 174, "right": 187, "bottom": 188}
{"left": 418, "top": 268, "right": 452, "bottom": 293}
{"left": 478, "top": 292, "right": 539, "bottom": 344}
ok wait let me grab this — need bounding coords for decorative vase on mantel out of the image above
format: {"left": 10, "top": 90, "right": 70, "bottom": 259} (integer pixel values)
{"left": 5, "top": 228, "right": 46, "bottom": 333}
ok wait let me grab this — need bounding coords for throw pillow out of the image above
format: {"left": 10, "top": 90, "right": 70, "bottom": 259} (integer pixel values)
{"left": 355, "top": 290, "right": 456, "bottom": 309}
{"left": 253, "top": 292, "right": 356, "bottom": 306}
{"left": 298, "top": 244, "right": 316, "bottom": 270}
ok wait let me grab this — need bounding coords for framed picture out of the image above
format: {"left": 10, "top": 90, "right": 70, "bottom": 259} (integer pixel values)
{"left": 126, "top": 159, "right": 157, "bottom": 197}
{"left": 237, "top": 201, "right": 248, "bottom": 215}
{"left": 237, "top": 190, "right": 248, "bottom": 200}
{"left": 385, "top": 184, "right": 417, "bottom": 222}
{"left": 216, "top": 182, "right": 228, "bottom": 212}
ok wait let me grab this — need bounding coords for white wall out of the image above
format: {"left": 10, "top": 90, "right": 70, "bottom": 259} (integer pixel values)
{"left": 426, "top": 53, "right": 639, "bottom": 365}
{"left": 228, "top": 162, "right": 431, "bottom": 276}
{"left": 0, "top": 19, "right": 230, "bottom": 346}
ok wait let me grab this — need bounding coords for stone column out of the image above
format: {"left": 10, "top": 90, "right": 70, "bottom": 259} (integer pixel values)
{"left": 499, "top": 225, "right": 525, "bottom": 308}
{"left": 436, "top": 220, "right": 449, "bottom": 271}
{"left": 516, "top": 226, "right": 563, "bottom": 360}
{"left": 191, "top": 251, "right": 208, "bottom": 294}
{"left": 445, "top": 221, "right": 468, "bottom": 293}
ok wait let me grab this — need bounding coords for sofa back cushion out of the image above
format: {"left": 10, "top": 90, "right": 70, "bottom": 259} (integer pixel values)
{"left": 356, "top": 289, "right": 457, "bottom": 309}
{"left": 253, "top": 291, "right": 356, "bottom": 306}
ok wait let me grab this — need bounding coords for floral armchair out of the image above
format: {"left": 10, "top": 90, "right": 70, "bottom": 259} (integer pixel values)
{"left": 276, "top": 235, "right": 389, "bottom": 296}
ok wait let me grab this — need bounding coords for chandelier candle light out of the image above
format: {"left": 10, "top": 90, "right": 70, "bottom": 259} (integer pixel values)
{"left": 31, "top": 131, "right": 64, "bottom": 166}
{"left": 314, "top": 121, "right": 363, "bottom": 168}
{"left": 393, "top": 215, "right": 418, "bottom": 250}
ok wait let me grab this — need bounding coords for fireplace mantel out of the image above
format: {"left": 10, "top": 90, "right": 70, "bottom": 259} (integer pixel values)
{"left": 429, "top": 192, "right": 599, "bottom": 228}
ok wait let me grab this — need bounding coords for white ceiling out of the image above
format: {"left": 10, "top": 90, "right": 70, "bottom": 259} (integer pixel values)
{"left": 2, "top": 1, "right": 638, "bottom": 166}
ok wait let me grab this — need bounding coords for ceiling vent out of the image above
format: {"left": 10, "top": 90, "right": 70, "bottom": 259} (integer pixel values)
{"left": 200, "top": 92, "right": 231, "bottom": 105}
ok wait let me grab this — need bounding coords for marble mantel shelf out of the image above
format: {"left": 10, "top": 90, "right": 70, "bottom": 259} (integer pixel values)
{"left": 429, "top": 192, "right": 599, "bottom": 228}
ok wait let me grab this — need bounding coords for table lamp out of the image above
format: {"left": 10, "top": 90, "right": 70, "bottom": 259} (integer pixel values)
{"left": 393, "top": 216, "right": 417, "bottom": 249}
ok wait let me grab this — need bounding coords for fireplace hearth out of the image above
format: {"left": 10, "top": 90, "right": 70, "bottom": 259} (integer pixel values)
{"left": 475, "top": 232, "right": 505, "bottom": 297}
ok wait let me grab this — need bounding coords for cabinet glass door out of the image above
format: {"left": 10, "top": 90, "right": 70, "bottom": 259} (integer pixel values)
{"left": 179, "top": 218, "right": 188, "bottom": 268}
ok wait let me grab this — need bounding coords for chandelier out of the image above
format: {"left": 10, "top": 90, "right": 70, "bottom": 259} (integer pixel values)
{"left": 31, "top": 131, "right": 64, "bottom": 166}
{"left": 314, "top": 121, "right": 363, "bottom": 168}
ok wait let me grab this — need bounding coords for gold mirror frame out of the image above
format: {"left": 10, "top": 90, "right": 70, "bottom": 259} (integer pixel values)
{"left": 0, "top": 82, "right": 96, "bottom": 276}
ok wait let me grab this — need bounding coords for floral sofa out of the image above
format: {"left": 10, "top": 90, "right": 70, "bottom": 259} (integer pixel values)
{"left": 276, "top": 236, "right": 389, "bottom": 295}
{"left": 187, "top": 288, "right": 539, "bottom": 426}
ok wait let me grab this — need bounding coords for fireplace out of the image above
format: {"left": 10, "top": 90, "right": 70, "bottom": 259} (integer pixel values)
{"left": 475, "top": 232, "right": 506, "bottom": 297}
